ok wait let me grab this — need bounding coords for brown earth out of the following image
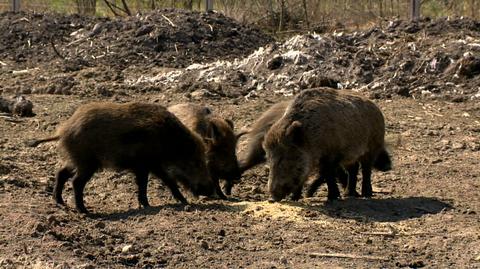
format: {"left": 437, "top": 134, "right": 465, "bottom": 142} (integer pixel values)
{"left": 1, "top": 10, "right": 480, "bottom": 268}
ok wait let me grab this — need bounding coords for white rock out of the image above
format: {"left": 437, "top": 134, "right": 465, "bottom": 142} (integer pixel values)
{"left": 122, "top": 244, "right": 133, "bottom": 253}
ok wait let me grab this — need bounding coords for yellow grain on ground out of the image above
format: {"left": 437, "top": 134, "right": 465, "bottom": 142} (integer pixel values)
{"left": 232, "top": 201, "right": 333, "bottom": 227}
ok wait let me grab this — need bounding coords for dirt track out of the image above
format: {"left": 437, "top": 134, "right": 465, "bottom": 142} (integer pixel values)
{"left": 0, "top": 9, "right": 479, "bottom": 268}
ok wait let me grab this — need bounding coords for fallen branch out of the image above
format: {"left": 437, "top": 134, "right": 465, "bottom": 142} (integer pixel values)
{"left": 50, "top": 40, "right": 65, "bottom": 60}
{"left": 0, "top": 115, "right": 24, "bottom": 123}
{"left": 0, "top": 61, "right": 6, "bottom": 66}
{"left": 161, "top": 14, "right": 176, "bottom": 27}
{"left": 12, "top": 67, "right": 39, "bottom": 75}
{"left": 361, "top": 231, "right": 395, "bottom": 236}
{"left": 103, "top": 0, "right": 130, "bottom": 17}
{"left": 308, "top": 252, "right": 389, "bottom": 261}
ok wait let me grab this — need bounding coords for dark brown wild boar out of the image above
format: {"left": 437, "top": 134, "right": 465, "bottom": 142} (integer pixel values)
{"left": 264, "top": 88, "right": 391, "bottom": 202}
{"left": 168, "top": 103, "right": 240, "bottom": 198}
{"left": 28, "top": 102, "right": 215, "bottom": 213}
{"left": 238, "top": 99, "right": 391, "bottom": 198}
{"left": 238, "top": 100, "right": 291, "bottom": 173}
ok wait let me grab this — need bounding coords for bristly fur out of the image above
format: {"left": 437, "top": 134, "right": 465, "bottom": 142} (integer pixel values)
{"left": 238, "top": 100, "right": 292, "bottom": 173}
{"left": 168, "top": 103, "right": 240, "bottom": 198}
{"left": 44, "top": 102, "right": 215, "bottom": 213}
{"left": 264, "top": 87, "right": 390, "bottom": 201}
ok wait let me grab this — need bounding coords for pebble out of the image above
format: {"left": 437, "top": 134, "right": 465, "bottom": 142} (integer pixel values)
{"left": 451, "top": 142, "right": 465, "bottom": 150}
{"left": 122, "top": 244, "right": 133, "bottom": 253}
{"left": 200, "top": 240, "right": 209, "bottom": 250}
{"left": 191, "top": 89, "right": 216, "bottom": 100}
{"left": 54, "top": 262, "right": 71, "bottom": 269}
{"left": 78, "top": 264, "right": 94, "bottom": 269}
{"left": 47, "top": 215, "right": 58, "bottom": 225}
{"left": 251, "top": 186, "right": 262, "bottom": 194}
{"left": 218, "top": 229, "right": 226, "bottom": 237}
{"left": 409, "top": 260, "right": 425, "bottom": 268}
{"left": 0, "top": 258, "right": 14, "bottom": 266}
{"left": 402, "top": 130, "right": 413, "bottom": 137}
{"left": 34, "top": 223, "right": 48, "bottom": 234}
{"left": 94, "top": 221, "right": 106, "bottom": 229}
{"left": 468, "top": 142, "right": 480, "bottom": 151}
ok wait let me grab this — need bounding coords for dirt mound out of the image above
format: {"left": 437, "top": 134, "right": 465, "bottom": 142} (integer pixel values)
{"left": 0, "top": 11, "right": 97, "bottom": 65}
{"left": 129, "top": 17, "right": 480, "bottom": 101}
{"left": 0, "top": 9, "right": 273, "bottom": 69}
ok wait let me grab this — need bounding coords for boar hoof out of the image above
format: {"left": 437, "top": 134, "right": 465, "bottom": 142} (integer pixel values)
{"left": 54, "top": 196, "right": 65, "bottom": 205}
{"left": 346, "top": 190, "right": 360, "bottom": 197}
{"left": 216, "top": 191, "right": 228, "bottom": 200}
{"left": 290, "top": 192, "right": 302, "bottom": 201}
{"left": 76, "top": 206, "right": 89, "bottom": 214}
{"left": 327, "top": 193, "right": 340, "bottom": 201}
{"left": 362, "top": 191, "right": 373, "bottom": 198}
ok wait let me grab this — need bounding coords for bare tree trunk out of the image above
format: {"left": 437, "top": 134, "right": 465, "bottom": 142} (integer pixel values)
{"left": 278, "top": 0, "right": 285, "bottom": 31}
{"left": 184, "top": 0, "right": 193, "bottom": 9}
{"left": 121, "top": 0, "right": 131, "bottom": 15}
{"left": 302, "top": 0, "right": 309, "bottom": 29}
{"left": 267, "top": 0, "right": 276, "bottom": 32}
{"left": 76, "top": 0, "right": 96, "bottom": 16}
{"left": 103, "top": 0, "right": 131, "bottom": 16}
{"left": 471, "top": 0, "right": 477, "bottom": 18}
{"left": 379, "top": 0, "right": 383, "bottom": 18}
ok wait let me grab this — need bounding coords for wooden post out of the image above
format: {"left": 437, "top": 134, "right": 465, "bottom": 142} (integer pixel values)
{"left": 205, "top": 0, "right": 213, "bottom": 11}
{"left": 12, "top": 0, "right": 21, "bottom": 12}
{"left": 410, "top": 0, "right": 420, "bottom": 21}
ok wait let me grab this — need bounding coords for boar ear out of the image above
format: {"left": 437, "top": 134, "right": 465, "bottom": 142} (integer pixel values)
{"left": 206, "top": 122, "right": 221, "bottom": 143}
{"left": 225, "top": 119, "right": 234, "bottom": 130}
{"left": 285, "top": 121, "right": 304, "bottom": 146}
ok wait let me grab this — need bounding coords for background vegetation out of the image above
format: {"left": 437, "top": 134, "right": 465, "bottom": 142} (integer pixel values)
{"left": 0, "top": 0, "right": 478, "bottom": 34}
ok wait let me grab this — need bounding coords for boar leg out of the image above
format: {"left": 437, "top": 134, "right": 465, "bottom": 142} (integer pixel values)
{"left": 360, "top": 160, "right": 373, "bottom": 197}
{"left": 345, "top": 163, "right": 360, "bottom": 197}
{"left": 306, "top": 176, "right": 324, "bottom": 198}
{"left": 72, "top": 168, "right": 95, "bottom": 214}
{"left": 223, "top": 180, "right": 234, "bottom": 196}
{"left": 291, "top": 184, "right": 303, "bottom": 201}
{"left": 133, "top": 168, "right": 150, "bottom": 208}
{"left": 323, "top": 162, "right": 341, "bottom": 201}
{"left": 155, "top": 172, "right": 188, "bottom": 204}
{"left": 54, "top": 165, "right": 75, "bottom": 205}
{"left": 213, "top": 177, "right": 228, "bottom": 200}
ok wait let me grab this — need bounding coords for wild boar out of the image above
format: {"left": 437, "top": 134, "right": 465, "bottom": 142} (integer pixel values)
{"left": 237, "top": 100, "right": 292, "bottom": 173}
{"left": 238, "top": 99, "right": 391, "bottom": 199}
{"left": 28, "top": 102, "right": 216, "bottom": 213}
{"left": 168, "top": 103, "right": 240, "bottom": 199}
{"left": 264, "top": 88, "right": 390, "bottom": 202}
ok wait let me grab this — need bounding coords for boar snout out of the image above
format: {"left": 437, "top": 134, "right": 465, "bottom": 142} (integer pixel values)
{"left": 268, "top": 179, "right": 292, "bottom": 202}
{"left": 191, "top": 179, "right": 216, "bottom": 198}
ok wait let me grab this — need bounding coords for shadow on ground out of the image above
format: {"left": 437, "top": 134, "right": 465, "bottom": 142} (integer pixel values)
{"left": 91, "top": 201, "right": 247, "bottom": 221}
{"left": 297, "top": 196, "right": 453, "bottom": 222}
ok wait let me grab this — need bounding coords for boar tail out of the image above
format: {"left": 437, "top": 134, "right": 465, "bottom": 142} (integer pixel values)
{"left": 25, "top": 136, "right": 60, "bottom": 147}
{"left": 373, "top": 148, "right": 392, "bottom": 172}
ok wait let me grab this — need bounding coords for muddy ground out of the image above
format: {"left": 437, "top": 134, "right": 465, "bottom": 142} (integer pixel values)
{"left": 1, "top": 9, "right": 480, "bottom": 268}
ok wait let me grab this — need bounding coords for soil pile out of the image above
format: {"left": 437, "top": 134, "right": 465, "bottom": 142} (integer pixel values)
{"left": 0, "top": 9, "right": 273, "bottom": 69}
{"left": 131, "top": 17, "right": 480, "bottom": 101}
